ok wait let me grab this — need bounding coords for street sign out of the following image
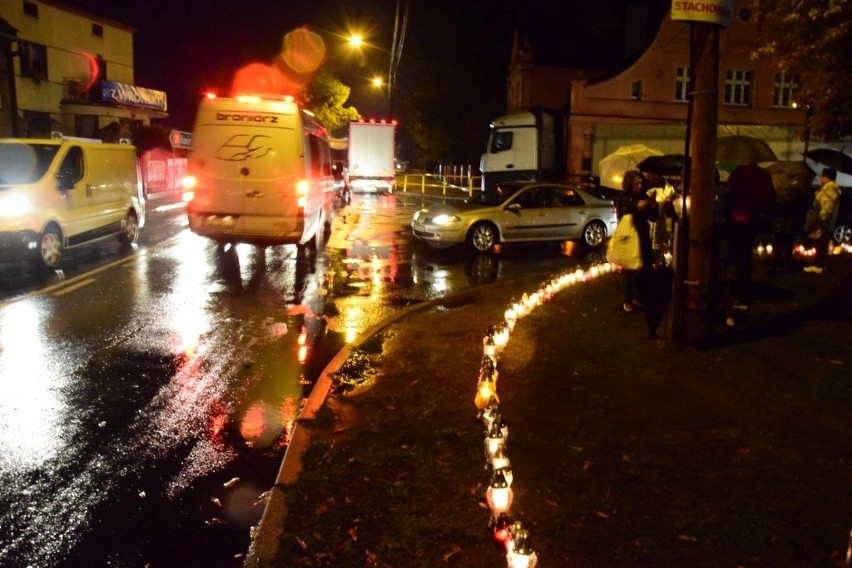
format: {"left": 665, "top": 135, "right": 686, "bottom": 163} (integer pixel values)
{"left": 671, "top": 0, "right": 735, "bottom": 28}
{"left": 170, "top": 130, "right": 192, "bottom": 149}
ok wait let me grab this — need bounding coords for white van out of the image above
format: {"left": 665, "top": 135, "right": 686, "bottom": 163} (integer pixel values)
{"left": 183, "top": 95, "right": 335, "bottom": 248}
{"left": 0, "top": 138, "right": 145, "bottom": 269}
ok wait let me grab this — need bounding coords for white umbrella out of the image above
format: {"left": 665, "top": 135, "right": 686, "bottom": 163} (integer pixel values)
{"left": 598, "top": 144, "right": 663, "bottom": 188}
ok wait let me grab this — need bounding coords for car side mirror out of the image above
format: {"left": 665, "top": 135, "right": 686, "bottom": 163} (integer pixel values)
{"left": 506, "top": 203, "right": 522, "bottom": 212}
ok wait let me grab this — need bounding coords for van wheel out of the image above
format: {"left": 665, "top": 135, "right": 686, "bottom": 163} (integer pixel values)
{"left": 39, "top": 225, "right": 63, "bottom": 269}
{"left": 118, "top": 212, "right": 140, "bottom": 246}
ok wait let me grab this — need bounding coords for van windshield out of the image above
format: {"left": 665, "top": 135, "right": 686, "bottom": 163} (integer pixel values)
{"left": 0, "top": 143, "right": 61, "bottom": 184}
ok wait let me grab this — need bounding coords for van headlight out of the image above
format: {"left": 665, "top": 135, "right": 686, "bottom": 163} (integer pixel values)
{"left": 0, "top": 193, "right": 31, "bottom": 217}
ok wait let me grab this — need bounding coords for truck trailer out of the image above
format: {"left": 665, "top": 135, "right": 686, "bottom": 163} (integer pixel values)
{"left": 348, "top": 120, "right": 397, "bottom": 194}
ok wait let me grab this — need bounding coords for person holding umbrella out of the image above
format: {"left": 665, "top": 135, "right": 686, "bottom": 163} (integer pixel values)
{"left": 802, "top": 168, "right": 841, "bottom": 274}
{"left": 725, "top": 163, "right": 776, "bottom": 308}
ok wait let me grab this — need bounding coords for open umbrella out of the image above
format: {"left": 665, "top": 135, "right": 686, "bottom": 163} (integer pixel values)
{"left": 716, "top": 135, "right": 778, "bottom": 170}
{"left": 804, "top": 148, "right": 852, "bottom": 175}
{"left": 761, "top": 161, "right": 817, "bottom": 203}
{"left": 598, "top": 144, "right": 663, "bottom": 187}
{"left": 637, "top": 154, "right": 685, "bottom": 176}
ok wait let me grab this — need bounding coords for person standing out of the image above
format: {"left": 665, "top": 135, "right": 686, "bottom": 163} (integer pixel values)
{"left": 617, "top": 170, "right": 658, "bottom": 312}
{"left": 725, "top": 163, "right": 776, "bottom": 308}
{"left": 802, "top": 168, "right": 841, "bottom": 274}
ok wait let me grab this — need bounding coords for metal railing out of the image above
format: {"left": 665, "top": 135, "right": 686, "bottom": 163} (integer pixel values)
{"left": 396, "top": 166, "right": 481, "bottom": 199}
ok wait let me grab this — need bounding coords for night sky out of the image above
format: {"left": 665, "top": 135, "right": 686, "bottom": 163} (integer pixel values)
{"left": 57, "top": 0, "right": 666, "bottom": 163}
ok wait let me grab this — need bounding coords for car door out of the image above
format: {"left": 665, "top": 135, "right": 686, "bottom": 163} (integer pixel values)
{"left": 87, "top": 147, "right": 130, "bottom": 229}
{"left": 540, "top": 186, "right": 587, "bottom": 239}
{"left": 499, "top": 186, "right": 554, "bottom": 241}
{"left": 55, "top": 145, "right": 98, "bottom": 238}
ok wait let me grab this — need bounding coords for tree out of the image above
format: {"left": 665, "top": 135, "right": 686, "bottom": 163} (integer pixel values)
{"left": 302, "top": 70, "right": 360, "bottom": 133}
{"left": 750, "top": 0, "right": 852, "bottom": 140}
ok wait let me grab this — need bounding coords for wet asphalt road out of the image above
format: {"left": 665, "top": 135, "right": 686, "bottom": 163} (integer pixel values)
{"left": 0, "top": 192, "right": 585, "bottom": 566}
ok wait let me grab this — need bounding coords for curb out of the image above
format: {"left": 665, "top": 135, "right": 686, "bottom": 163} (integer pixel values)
{"left": 243, "top": 268, "right": 555, "bottom": 567}
{"left": 244, "top": 295, "right": 446, "bottom": 567}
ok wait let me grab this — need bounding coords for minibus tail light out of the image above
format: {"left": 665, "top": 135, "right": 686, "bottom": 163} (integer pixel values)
{"left": 296, "top": 180, "right": 309, "bottom": 209}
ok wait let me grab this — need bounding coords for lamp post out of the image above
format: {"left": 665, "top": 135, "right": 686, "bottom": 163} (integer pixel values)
{"left": 345, "top": 0, "right": 409, "bottom": 117}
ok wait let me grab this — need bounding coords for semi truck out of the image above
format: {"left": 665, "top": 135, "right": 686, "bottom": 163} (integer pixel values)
{"left": 348, "top": 120, "right": 397, "bottom": 194}
{"left": 479, "top": 108, "right": 566, "bottom": 192}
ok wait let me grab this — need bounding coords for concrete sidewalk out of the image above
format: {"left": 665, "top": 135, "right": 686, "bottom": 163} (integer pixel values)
{"left": 246, "top": 250, "right": 852, "bottom": 567}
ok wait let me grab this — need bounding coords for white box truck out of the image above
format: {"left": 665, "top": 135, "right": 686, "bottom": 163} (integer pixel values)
{"left": 347, "top": 120, "right": 396, "bottom": 194}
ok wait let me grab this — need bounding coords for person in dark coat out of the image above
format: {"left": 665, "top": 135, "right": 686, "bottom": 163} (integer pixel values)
{"left": 725, "top": 163, "right": 776, "bottom": 308}
{"left": 618, "top": 170, "right": 659, "bottom": 312}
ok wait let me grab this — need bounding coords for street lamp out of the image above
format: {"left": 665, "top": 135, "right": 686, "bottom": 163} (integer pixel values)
{"left": 343, "top": 0, "right": 410, "bottom": 117}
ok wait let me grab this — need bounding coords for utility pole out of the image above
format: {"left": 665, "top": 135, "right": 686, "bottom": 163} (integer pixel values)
{"left": 669, "top": 1, "right": 733, "bottom": 344}
{"left": 681, "top": 22, "right": 719, "bottom": 343}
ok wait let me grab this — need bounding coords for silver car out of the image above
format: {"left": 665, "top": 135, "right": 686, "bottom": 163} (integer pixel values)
{"left": 411, "top": 181, "right": 618, "bottom": 252}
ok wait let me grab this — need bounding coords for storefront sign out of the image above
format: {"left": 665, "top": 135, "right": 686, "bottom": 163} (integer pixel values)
{"left": 101, "top": 80, "right": 168, "bottom": 112}
{"left": 170, "top": 130, "right": 192, "bottom": 149}
{"left": 671, "top": 0, "right": 734, "bottom": 28}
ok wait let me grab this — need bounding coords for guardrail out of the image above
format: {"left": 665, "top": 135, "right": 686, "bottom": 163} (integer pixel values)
{"left": 396, "top": 172, "right": 481, "bottom": 199}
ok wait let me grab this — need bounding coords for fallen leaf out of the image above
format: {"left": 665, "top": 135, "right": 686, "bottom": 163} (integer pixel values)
{"left": 583, "top": 460, "right": 594, "bottom": 470}
{"left": 223, "top": 477, "right": 239, "bottom": 489}
{"left": 593, "top": 510, "right": 610, "bottom": 519}
{"left": 442, "top": 545, "right": 462, "bottom": 562}
{"left": 676, "top": 534, "right": 698, "bottom": 542}
{"left": 348, "top": 526, "right": 358, "bottom": 541}
{"left": 295, "top": 536, "right": 308, "bottom": 551}
{"left": 621, "top": 454, "right": 631, "bottom": 462}
{"left": 736, "top": 447, "right": 750, "bottom": 455}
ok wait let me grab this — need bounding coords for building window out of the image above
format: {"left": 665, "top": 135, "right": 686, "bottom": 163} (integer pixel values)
{"left": 630, "top": 80, "right": 642, "bottom": 101}
{"left": 675, "top": 66, "right": 690, "bottom": 102}
{"left": 725, "top": 69, "right": 752, "bottom": 105}
{"left": 20, "top": 41, "right": 48, "bottom": 82}
{"left": 92, "top": 23, "right": 103, "bottom": 37}
{"left": 23, "top": 1, "right": 38, "bottom": 17}
{"left": 773, "top": 73, "right": 799, "bottom": 108}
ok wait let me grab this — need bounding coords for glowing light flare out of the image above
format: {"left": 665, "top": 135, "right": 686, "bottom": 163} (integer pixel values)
{"left": 475, "top": 380, "right": 498, "bottom": 410}
{"left": 232, "top": 63, "right": 300, "bottom": 99}
{"left": 79, "top": 52, "right": 101, "bottom": 92}
{"left": 281, "top": 27, "right": 326, "bottom": 75}
{"left": 296, "top": 180, "right": 310, "bottom": 209}
{"left": 345, "top": 326, "right": 358, "bottom": 344}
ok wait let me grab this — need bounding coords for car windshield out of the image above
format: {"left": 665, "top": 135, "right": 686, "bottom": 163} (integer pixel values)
{"left": 468, "top": 182, "right": 524, "bottom": 206}
{"left": 0, "top": 143, "right": 61, "bottom": 184}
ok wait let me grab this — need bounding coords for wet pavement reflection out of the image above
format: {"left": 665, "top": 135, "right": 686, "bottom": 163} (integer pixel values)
{"left": 0, "top": 192, "right": 594, "bottom": 566}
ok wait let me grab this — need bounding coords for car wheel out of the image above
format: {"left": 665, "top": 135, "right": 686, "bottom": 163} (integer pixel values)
{"left": 39, "top": 225, "right": 63, "bottom": 269}
{"left": 118, "top": 211, "right": 140, "bottom": 246}
{"left": 582, "top": 221, "right": 606, "bottom": 247}
{"left": 467, "top": 222, "right": 498, "bottom": 253}
{"left": 834, "top": 224, "right": 851, "bottom": 244}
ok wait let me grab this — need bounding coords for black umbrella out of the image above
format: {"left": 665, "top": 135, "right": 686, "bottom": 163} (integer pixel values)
{"left": 716, "top": 135, "right": 777, "bottom": 166}
{"left": 804, "top": 148, "right": 852, "bottom": 175}
{"left": 637, "top": 154, "right": 685, "bottom": 176}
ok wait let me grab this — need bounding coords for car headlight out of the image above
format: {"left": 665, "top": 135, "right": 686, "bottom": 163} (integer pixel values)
{"left": 0, "top": 193, "right": 32, "bottom": 218}
{"left": 431, "top": 213, "right": 460, "bottom": 226}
